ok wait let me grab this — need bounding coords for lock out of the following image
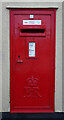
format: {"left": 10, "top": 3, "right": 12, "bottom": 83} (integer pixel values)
{"left": 17, "top": 56, "right": 23, "bottom": 63}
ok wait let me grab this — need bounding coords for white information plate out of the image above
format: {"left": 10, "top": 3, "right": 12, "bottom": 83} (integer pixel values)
{"left": 29, "top": 42, "right": 35, "bottom": 57}
{"left": 23, "top": 20, "right": 41, "bottom": 25}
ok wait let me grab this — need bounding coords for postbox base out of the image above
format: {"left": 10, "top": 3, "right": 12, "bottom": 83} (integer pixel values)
{"left": 1, "top": 112, "right": 64, "bottom": 120}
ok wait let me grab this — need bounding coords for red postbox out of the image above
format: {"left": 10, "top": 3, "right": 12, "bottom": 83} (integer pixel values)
{"left": 10, "top": 9, "right": 56, "bottom": 113}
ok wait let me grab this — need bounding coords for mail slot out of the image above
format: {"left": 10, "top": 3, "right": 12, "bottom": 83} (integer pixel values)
{"left": 10, "top": 9, "right": 56, "bottom": 113}
{"left": 19, "top": 24, "right": 46, "bottom": 36}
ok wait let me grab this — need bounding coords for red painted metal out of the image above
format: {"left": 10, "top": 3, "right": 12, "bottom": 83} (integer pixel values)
{"left": 10, "top": 9, "right": 56, "bottom": 113}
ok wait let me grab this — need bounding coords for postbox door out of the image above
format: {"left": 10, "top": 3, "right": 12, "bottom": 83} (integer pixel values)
{"left": 10, "top": 9, "right": 56, "bottom": 113}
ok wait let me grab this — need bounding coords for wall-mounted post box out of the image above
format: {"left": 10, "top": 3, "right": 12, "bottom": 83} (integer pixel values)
{"left": 10, "top": 9, "right": 56, "bottom": 113}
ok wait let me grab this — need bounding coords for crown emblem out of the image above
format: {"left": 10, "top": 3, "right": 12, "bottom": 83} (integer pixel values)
{"left": 26, "top": 76, "right": 38, "bottom": 87}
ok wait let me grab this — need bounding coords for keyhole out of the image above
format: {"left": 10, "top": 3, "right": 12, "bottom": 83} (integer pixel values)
{"left": 18, "top": 56, "right": 20, "bottom": 58}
